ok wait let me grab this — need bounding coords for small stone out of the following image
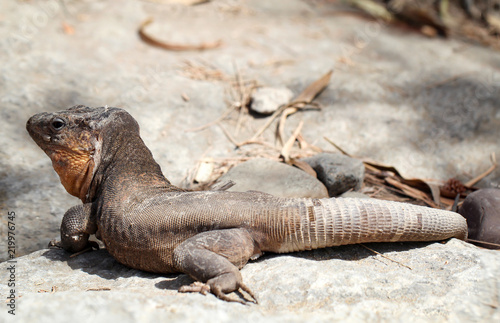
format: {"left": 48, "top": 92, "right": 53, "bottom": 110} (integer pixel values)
{"left": 301, "top": 153, "right": 365, "bottom": 197}
{"left": 459, "top": 188, "right": 500, "bottom": 248}
{"left": 194, "top": 158, "right": 214, "bottom": 184}
{"left": 250, "top": 87, "right": 294, "bottom": 115}
{"left": 215, "top": 158, "right": 328, "bottom": 198}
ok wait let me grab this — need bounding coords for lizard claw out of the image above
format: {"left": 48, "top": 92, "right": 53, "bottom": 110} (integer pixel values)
{"left": 178, "top": 281, "right": 258, "bottom": 305}
{"left": 211, "top": 282, "right": 258, "bottom": 305}
{"left": 68, "top": 241, "right": 100, "bottom": 258}
{"left": 237, "top": 282, "right": 258, "bottom": 304}
{"left": 87, "top": 240, "right": 100, "bottom": 250}
{"left": 48, "top": 239, "right": 63, "bottom": 249}
{"left": 48, "top": 239, "right": 100, "bottom": 256}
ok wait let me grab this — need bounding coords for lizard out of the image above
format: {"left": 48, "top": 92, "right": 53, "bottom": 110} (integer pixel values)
{"left": 26, "top": 105, "right": 468, "bottom": 304}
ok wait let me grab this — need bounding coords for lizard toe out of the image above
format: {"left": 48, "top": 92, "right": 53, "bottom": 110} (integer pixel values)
{"left": 178, "top": 281, "right": 210, "bottom": 295}
{"left": 48, "top": 239, "right": 63, "bottom": 249}
{"left": 238, "top": 282, "right": 258, "bottom": 304}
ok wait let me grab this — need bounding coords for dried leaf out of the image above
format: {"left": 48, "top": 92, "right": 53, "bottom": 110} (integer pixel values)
{"left": 385, "top": 177, "right": 438, "bottom": 208}
{"left": 280, "top": 121, "right": 303, "bottom": 163}
{"left": 290, "top": 159, "right": 317, "bottom": 177}
{"left": 426, "top": 181, "right": 442, "bottom": 205}
{"left": 276, "top": 71, "right": 331, "bottom": 144}
{"left": 323, "top": 136, "right": 354, "bottom": 157}
{"left": 324, "top": 137, "right": 445, "bottom": 207}
{"left": 464, "top": 152, "right": 497, "bottom": 187}
{"left": 364, "top": 159, "right": 442, "bottom": 204}
{"left": 139, "top": 18, "right": 223, "bottom": 51}
{"left": 293, "top": 70, "right": 332, "bottom": 104}
{"left": 277, "top": 107, "right": 300, "bottom": 145}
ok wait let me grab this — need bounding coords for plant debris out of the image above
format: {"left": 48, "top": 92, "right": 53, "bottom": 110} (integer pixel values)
{"left": 139, "top": 18, "right": 223, "bottom": 51}
{"left": 345, "top": 0, "right": 500, "bottom": 50}
{"left": 179, "top": 62, "right": 496, "bottom": 216}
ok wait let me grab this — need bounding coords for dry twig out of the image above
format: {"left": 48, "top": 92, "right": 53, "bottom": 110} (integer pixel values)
{"left": 360, "top": 244, "right": 413, "bottom": 270}
{"left": 139, "top": 18, "right": 223, "bottom": 51}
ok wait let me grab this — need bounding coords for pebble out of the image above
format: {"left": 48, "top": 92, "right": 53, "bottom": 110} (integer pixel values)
{"left": 301, "top": 153, "right": 365, "bottom": 197}
{"left": 250, "top": 87, "right": 294, "bottom": 115}
{"left": 459, "top": 188, "right": 500, "bottom": 248}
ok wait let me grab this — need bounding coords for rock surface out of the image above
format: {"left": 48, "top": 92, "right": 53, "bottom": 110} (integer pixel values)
{"left": 302, "top": 153, "right": 365, "bottom": 197}
{"left": 1, "top": 240, "right": 499, "bottom": 322}
{"left": 340, "top": 191, "right": 371, "bottom": 199}
{"left": 1, "top": 0, "right": 500, "bottom": 268}
{"left": 216, "top": 158, "right": 328, "bottom": 198}
{"left": 250, "top": 86, "right": 294, "bottom": 115}
{"left": 459, "top": 188, "right": 500, "bottom": 248}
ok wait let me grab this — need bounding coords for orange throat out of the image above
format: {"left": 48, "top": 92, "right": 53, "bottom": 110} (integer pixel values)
{"left": 50, "top": 149, "right": 95, "bottom": 202}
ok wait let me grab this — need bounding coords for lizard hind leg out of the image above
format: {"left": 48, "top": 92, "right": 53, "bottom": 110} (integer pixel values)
{"left": 173, "top": 228, "right": 259, "bottom": 304}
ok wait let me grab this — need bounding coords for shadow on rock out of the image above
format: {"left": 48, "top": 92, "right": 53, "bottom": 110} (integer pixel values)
{"left": 155, "top": 275, "right": 194, "bottom": 291}
{"left": 40, "top": 240, "right": 437, "bottom": 289}
{"left": 262, "top": 241, "right": 435, "bottom": 263}
{"left": 41, "top": 248, "right": 174, "bottom": 281}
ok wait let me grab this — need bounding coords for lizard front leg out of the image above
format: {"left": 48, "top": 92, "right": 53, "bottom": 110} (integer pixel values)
{"left": 173, "top": 228, "right": 261, "bottom": 304}
{"left": 50, "top": 203, "right": 98, "bottom": 253}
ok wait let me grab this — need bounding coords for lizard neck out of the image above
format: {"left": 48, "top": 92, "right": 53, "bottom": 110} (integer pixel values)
{"left": 86, "top": 129, "right": 173, "bottom": 203}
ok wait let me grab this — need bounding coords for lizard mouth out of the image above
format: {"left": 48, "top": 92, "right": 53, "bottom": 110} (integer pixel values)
{"left": 26, "top": 112, "right": 59, "bottom": 148}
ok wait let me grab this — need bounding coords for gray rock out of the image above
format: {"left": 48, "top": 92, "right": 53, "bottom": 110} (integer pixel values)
{"left": 302, "top": 153, "right": 365, "bottom": 197}
{"left": 216, "top": 158, "right": 328, "bottom": 198}
{"left": 459, "top": 188, "right": 500, "bottom": 248}
{"left": 2, "top": 0, "right": 500, "bottom": 267}
{"left": 250, "top": 87, "right": 294, "bottom": 115}
{"left": 1, "top": 239, "right": 499, "bottom": 322}
{"left": 340, "top": 191, "right": 371, "bottom": 199}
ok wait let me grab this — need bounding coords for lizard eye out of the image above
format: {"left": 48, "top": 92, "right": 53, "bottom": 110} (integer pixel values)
{"left": 51, "top": 118, "right": 66, "bottom": 131}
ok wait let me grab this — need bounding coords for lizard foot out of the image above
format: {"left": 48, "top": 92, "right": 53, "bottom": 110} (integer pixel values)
{"left": 210, "top": 281, "right": 258, "bottom": 305}
{"left": 48, "top": 240, "right": 99, "bottom": 256}
{"left": 48, "top": 239, "right": 63, "bottom": 249}
{"left": 178, "top": 281, "right": 257, "bottom": 305}
{"left": 173, "top": 228, "right": 260, "bottom": 304}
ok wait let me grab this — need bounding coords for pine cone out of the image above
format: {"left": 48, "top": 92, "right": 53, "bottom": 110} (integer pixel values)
{"left": 440, "top": 178, "right": 467, "bottom": 198}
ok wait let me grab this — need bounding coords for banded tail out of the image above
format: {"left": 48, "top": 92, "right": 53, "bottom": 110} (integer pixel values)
{"left": 269, "top": 197, "right": 468, "bottom": 253}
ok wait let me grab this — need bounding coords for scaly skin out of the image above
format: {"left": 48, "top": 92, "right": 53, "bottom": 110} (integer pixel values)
{"left": 26, "top": 106, "right": 468, "bottom": 304}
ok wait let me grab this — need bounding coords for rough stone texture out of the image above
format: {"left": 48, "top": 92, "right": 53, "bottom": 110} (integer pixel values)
{"left": 340, "top": 191, "right": 371, "bottom": 199}
{"left": 216, "top": 158, "right": 328, "bottom": 198}
{"left": 1, "top": 0, "right": 500, "bottom": 265}
{"left": 1, "top": 240, "right": 499, "bottom": 322}
{"left": 302, "top": 153, "right": 365, "bottom": 197}
{"left": 250, "top": 86, "right": 294, "bottom": 115}
{"left": 459, "top": 188, "right": 500, "bottom": 248}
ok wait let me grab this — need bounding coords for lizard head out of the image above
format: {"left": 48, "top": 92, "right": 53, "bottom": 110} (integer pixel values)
{"left": 26, "top": 105, "right": 139, "bottom": 202}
